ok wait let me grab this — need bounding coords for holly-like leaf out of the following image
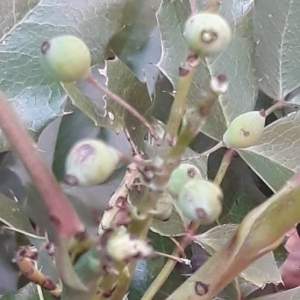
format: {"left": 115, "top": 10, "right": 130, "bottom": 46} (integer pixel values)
{"left": 239, "top": 112, "right": 300, "bottom": 191}
{"left": 157, "top": 0, "right": 257, "bottom": 140}
{"left": 253, "top": 0, "right": 300, "bottom": 100}
{"left": 195, "top": 224, "right": 282, "bottom": 288}
{"left": 0, "top": 0, "right": 151, "bottom": 152}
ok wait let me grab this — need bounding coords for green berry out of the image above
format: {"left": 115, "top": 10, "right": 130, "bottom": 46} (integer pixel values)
{"left": 40, "top": 35, "right": 91, "bottom": 83}
{"left": 177, "top": 179, "right": 223, "bottom": 224}
{"left": 152, "top": 193, "right": 174, "bottom": 221}
{"left": 64, "top": 139, "right": 120, "bottom": 186}
{"left": 168, "top": 164, "right": 201, "bottom": 198}
{"left": 183, "top": 12, "right": 232, "bottom": 57}
{"left": 223, "top": 111, "right": 266, "bottom": 149}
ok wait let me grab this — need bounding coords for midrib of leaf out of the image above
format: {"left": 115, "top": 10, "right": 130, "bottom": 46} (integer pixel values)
{"left": 278, "top": 0, "right": 293, "bottom": 99}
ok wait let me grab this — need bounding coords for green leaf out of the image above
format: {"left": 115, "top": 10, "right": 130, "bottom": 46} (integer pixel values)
{"left": 157, "top": 0, "right": 257, "bottom": 140}
{"left": 107, "top": 0, "right": 161, "bottom": 83}
{"left": 0, "top": 193, "right": 38, "bottom": 238}
{"left": 239, "top": 112, "right": 300, "bottom": 191}
{"left": 252, "top": 287, "right": 300, "bottom": 300}
{"left": 254, "top": 0, "right": 300, "bottom": 100}
{"left": 0, "top": 0, "right": 147, "bottom": 152}
{"left": 61, "top": 82, "right": 112, "bottom": 129}
{"left": 208, "top": 151, "right": 266, "bottom": 223}
{"left": 106, "top": 58, "right": 152, "bottom": 148}
{"left": 0, "top": 283, "right": 52, "bottom": 300}
{"left": 195, "top": 225, "right": 282, "bottom": 290}
{"left": 0, "top": 0, "right": 39, "bottom": 37}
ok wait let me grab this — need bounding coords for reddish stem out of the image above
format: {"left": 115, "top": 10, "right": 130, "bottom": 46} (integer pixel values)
{"left": 0, "top": 92, "right": 84, "bottom": 238}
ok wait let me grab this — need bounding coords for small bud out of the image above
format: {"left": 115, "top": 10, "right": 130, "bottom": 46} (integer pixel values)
{"left": 177, "top": 179, "right": 223, "bottom": 224}
{"left": 183, "top": 12, "right": 232, "bottom": 57}
{"left": 105, "top": 227, "right": 153, "bottom": 262}
{"left": 223, "top": 111, "right": 266, "bottom": 149}
{"left": 65, "top": 139, "right": 120, "bottom": 186}
{"left": 40, "top": 35, "right": 91, "bottom": 83}
{"left": 168, "top": 164, "right": 201, "bottom": 198}
{"left": 151, "top": 193, "right": 174, "bottom": 221}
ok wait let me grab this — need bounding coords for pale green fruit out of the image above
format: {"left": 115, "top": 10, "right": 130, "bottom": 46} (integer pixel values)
{"left": 41, "top": 35, "right": 91, "bottom": 83}
{"left": 65, "top": 139, "right": 119, "bottom": 186}
{"left": 152, "top": 193, "right": 174, "bottom": 221}
{"left": 183, "top": 12, "right": 232, "bottom": 57}
{"left": 168, "top": 164, "right": 201, "bottom": 198}
{"left": 177, "top": 179, "right": 223, "bottom": 224}
{"left": 223, "top": 111, "right": 266, "bottom": 149}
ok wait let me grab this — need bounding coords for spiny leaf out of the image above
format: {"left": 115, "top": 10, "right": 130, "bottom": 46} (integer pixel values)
{"left": 195, "top": 224, "right": 282, "bottom": 288}
{"left": 0, "top": 0, "right": 149, "bottom": 152}
{"left": 157, "top": 0, "right": 257, "bottom": 140}
{"left": 239, "top": 111, "right": 300, "bottom": 191}
{"left": 254, "top": 0, "right": 300, "bottom": 100}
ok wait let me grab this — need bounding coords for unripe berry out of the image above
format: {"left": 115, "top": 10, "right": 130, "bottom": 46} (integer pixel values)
{"left": 183, "top": 12, "right": 232, "bottom": 57}
{"left": 177, "top": 179, "right": 223, "bottom": 224}
{"left": 152, "top": 193, "right": 174, "bottom": 221}
{"left": 40, "top": 35, "right": 91, "bottom": 83}
{"left": 223, "top": 111, "right": 266, "bottom": 149}
{"left": 65, "top": 139, "right": 120, "bottom": 186}
{"left": 168, "top": 164, "right": 201, "bottom": 198}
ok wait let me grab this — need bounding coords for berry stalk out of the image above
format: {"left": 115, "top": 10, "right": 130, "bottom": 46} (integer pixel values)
{"left": 165, "top": 54, "right": 199, "bottom": 140}
{"left": 86, "top": 74, "right": 157, "bottom": 138}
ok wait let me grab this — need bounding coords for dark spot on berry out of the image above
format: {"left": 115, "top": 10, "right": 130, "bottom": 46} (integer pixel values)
{"left": 200, "top": 30, "right": 218, "bottom": 44}
{"left": 77, "top": 143, "right": 95, "bottom": 163}
{"left": 241, "top": 129, "right": 250, "bottom": 137}
{"left": 195, "top": 281, "right": 209, "bottom": 295}
{"left": 41, "top": 41, "right": 51, "bottom": 54}
{"left": 64, "top": 175, "right": 78, "bottom": 186}
{"left": 196, "top": 207, "right": 207, "bottom": 219}
{"left": 187, "top": 167, "right": 197, "bottom": 178}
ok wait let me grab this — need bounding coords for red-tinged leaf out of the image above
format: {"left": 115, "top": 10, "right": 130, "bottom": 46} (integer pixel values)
{"left": 280, "top": 226, "right": 300, "bottom": 289}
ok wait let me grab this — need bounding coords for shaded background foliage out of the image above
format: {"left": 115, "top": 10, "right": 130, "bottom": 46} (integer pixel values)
{"left": 0, "top": 0, "right": 300, "bottom": 299}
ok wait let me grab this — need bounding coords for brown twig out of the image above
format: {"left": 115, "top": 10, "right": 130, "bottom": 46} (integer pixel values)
{"left": 0, "top": 92, "right": 85, "bottom": 238}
